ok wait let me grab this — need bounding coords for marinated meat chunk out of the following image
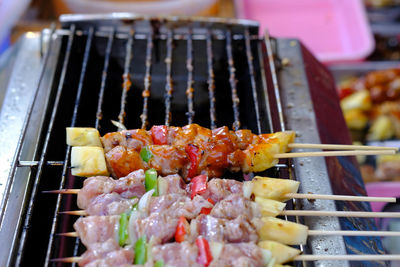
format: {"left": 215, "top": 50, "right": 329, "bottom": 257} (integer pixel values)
{"left": 86, "top": 193, "right": 137, "bottom": 216}
{"left": 152, "top": 242, "right": 202, "bottom": 267}
{"left": 74, "top": 216, "right": 120, "bottom": 247}
{"left": 210, "top": 194, "right": 259, "bottom": 220}
{"left": 210, "top": 243, "right": 265, "bottom": 267}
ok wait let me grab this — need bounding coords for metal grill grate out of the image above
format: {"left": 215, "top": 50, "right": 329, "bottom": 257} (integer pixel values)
{"left": 9, "top": 16, "right": 285, "bottom": 266}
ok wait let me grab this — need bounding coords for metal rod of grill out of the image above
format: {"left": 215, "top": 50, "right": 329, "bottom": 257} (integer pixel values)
{"left": 206, "top": 30, "right": 217, "bottom": 129}
{"left": 44, "top": 27, "right": 94, "bottom": 267}
{"left": 226, "top": 29, "right": 240, "bottom": 131}
{"left": 140, "top": 31, "right": 153, "bottom": 129}
{"left": 244, "top": 28, "right": 261, "bottom": 135}
{"left": 186, "top": 28, "right": 194, "bottom": 124}
{"left": 16, "top": 25, "right": 76, "bottom": 266}
{"left": 264, "top": 31, "right": 285, "bottom": 131}
{"left": 118, "top": 28, "right": 134, "bottom": 129}
{"left": 164, "top": 29, "right": 174, "bottom": 126}
{"left": 95, "top": 29, "right": 115, "bottom": 129}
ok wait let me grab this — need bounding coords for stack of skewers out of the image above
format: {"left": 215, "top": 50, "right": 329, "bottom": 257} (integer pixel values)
{"left": 48, "top": 124, "right": 400, "bottom": 266}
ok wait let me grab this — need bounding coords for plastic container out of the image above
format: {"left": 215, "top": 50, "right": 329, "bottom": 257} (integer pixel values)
{"left": 235, "top": 0, "right": 375, "bottom": 64}
{"left": 60, "top": 0, "right": 219, "bottom": 16}
{"left": 366, "top": 182, "right": 400, "bottom": 213}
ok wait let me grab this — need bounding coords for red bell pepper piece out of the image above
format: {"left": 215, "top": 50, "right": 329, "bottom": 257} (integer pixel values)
{"left": 200, "top": 198, "right": 215, "bottom": 215}
{"left": 186, "top": 144, "right": 200, "bottom": 178}
{"left": 190, "top": 174, "right": 208, "bottom": 199}
{"left": 151, "top": 125, "right": 168, "bottom": 145}
{"left": 175, "top": 216, "right": 188, "bottom": 243}
{"left": 338, "top": 87, "right": 355, "bottom": 100}
{"left": 196, "top": 236, "right": 213, "bottom": 266}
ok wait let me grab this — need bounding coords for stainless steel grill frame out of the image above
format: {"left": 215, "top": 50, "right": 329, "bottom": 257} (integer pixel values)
{"left": 0, "top": 14, "right": 386, "bottom": 267}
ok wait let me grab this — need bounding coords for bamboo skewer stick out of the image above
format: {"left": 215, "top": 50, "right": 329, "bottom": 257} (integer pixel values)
{"left": 288, "top": 193, "right": 395, "bottom": 203}
{"left": 45, "top": 189, "right": 396, "bottom": 203}
{"left": 50, "top": 254, "right": 400, "bottom": 263}
{"left": 62, "top": 209, "right": 400, "bottom": 218}
{"left": 58, "top": 229, "right": 400, "bottom": 238}
{"left": 294, "top": 254, "right": 400, "bottom": 261}
{"left": 282, "top": 210, "right": 400, "bottom": 218}
{"left": 276, "top": 149, "right": 396, "bottom": 159}
{"left": 309, "top": 230, "right": 400, "bottom": 237}
{"left": 289, "top": 143, "right": 399, "bottom": 151}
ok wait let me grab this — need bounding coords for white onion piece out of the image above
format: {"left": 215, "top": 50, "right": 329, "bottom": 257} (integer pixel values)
{"left": 128, "top": 210, "right": 140, "bottom": 245}
{"left": 250, "top": 201, "right": 261, "bottom": 217}
{"left": 138, "top": 189, "right": 155, "bottom": 214}
{"left": 242, "top": 181, "right": 253, "bottom": 199}
{"left": 190, "top": 219, "right": 198, "bottom": 238}
{"left": 158, "top": 177, "right": 168, "bottom": 196}
{"left": 209, "top": 242, "right": 224, "bottom": 260}
{"left": 111, "top": 120, "right": 127, "bottom": 130}
{"left": 261, "top": 248, "right": 273, "bottom": 265}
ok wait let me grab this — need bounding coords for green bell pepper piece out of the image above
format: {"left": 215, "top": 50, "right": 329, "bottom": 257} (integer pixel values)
{"left": 118, "top": 212, "right": 129, "bottom": 246}
{"left": 134, "top": 235, "right": 147, "bottom": 264}
{"left": 155, "top": 260, "right": 165, "bottom": 267}
{"left": 140, "top": 146, "right": 153, "bottom": 163}
{"left": 145, "top": 168, "right": 158, "bottom": 196}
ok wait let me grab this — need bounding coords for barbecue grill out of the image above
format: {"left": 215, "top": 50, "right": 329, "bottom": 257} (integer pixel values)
{"left": 0, "top": 14, "right": 387, "bottom": 266}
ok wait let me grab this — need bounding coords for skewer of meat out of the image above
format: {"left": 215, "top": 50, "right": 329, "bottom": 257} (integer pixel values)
{"left": 45, "top": 170, "right": 396, "bottom": 205}
{"left": 66, "top": 124, "right": 397, "bottom": 179}
{"left": 53, "top": 238, "right": 297, "bottom": 267}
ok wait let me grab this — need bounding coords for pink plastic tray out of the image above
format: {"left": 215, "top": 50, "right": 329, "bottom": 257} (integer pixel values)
{"left": 235, "top": 0, "right": 375, "bottom": 63}
{"left": 366, "top": 182, "right": 400, "bottom": 213}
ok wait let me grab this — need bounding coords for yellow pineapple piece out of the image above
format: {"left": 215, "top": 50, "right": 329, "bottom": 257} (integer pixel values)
{"left": 255, "top": 197, "right": 286, "bottom": 217}
{"left": 242, "top": 143, "right": 280, "bottom": 173}
{"left": 66, "top": 127, "right": 102, "bottom": 147}
{"left": 252, "top": 177, "right": 300, "bottom": 202}
{"left": 71, "top": 146, "right": 109, "bottom": 176}
{"left": 257, "top": 217, "right": 308, "bottom": 245}
{"left": 343, "top": 109, "right": 368, "bottom": 130}
{"left": 340, "top": 90, "right": 371, "bottom": 111}
{"left": 258, "top": 240, "right": 300, "bottom": 264}
{"left": 367, "top": 115, "right": 394, "bottom": 141}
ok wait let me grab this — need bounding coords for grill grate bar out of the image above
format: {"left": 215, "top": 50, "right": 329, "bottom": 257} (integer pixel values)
{"left": 95, "top": 29, "right": 115, "bottom": 130}
{"left": 226, "top": 30, "right": 240, "bottom": 131}
{"left": 164, "top": 29, "right": 174, "bottom": 126}
{"left": 18, "top": 161, "right": 65, "bottom": 167}
{"left": 53, "top": 28, "right": 260, "bottom": 41}
{"left": 15, "top": 25, "right": 76, "bottom": 266}
{"left": 118, "top": 28, "right": 135, "bottom": 128}
{"left": 186, "top": 28, "right": 194, "bottom": 124}
{"left": 206, "top": 31, "right": 217, "bottom": 129}
{"left": 44, "top": 27, "right": 95, "bottom": 267}
{"left": 140, "top": 32, "right": 153, "bottom": 129}
{"left": 244, "top": 28, "right": 262, "bottom": 135}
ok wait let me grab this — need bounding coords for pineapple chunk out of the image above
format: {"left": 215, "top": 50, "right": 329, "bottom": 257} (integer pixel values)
{"left": 255, "top": 197, "right": 286, "bottom": 217}
{"left": 340, "top": 90, "right": 371, "bottom": 111}
{"left": 66, "top": 127, "right": 102, "bottom": 147}
{"left": 252, "top": 177, "right": 300, "bottom": 202}
{"left": 258, "top": 240, "right": 300, "bottom": 264}
{"left": 257, "top": 217, "right": 308, "bottom": 245}
{"left": 261, "top": 131, "right": 296, "bottom": 153}
{"left": 71, "top": 146, "right": 109, "bottom": 176}
{"left": 242, "top": 143, "right": 280, "bottom": 173}
{"left": 343, "top": 109, "right": 368, "bottom": 130}
{"left": 367, "top": 115, "right": 394, "bottom": 141}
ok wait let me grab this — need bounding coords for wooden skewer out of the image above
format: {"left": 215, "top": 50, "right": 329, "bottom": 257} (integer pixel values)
{"left": 275, "top": 149, "right": 396, "bottom": 159}
{"left": 50, "top": 254, "right": 400, "bottom": 263}
{"left": 282, "top": 210, "right": 400, "bottom": 218}
{"left": 309, "top": 230, "right": 400, "bottom": 237}
{"left": 57, "top": 232, "right": 78, "bottom": 237}
{"left": 289, "top": 143, "right": 399, "bottom": 151}
{"left": 42, "top": 189, "right": 80, "bottom": 194}
{"left": 60, "top": 210, "right": 88, "bottom": 216}
{"left": 51, "top": 256, "right": 82, "bottom": 263}
{"left": 294, "top": 254, "right": 400, "bottom": 261}
{"left": 287, "top": 193, "right": 396, "bottom": 203}
{"left": 62, "top": 208, "right": 400, "bottom": 219}
{"left": 59, "top": 229, "right": 400, "bottom": 239}
{"left": 46, "top": 189, "right": 396, "bottom": 203}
